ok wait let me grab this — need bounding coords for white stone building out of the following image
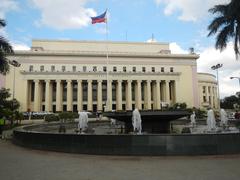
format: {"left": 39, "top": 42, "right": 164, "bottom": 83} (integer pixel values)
{"left": 0, "top": 39, "right": 218, "bottom": 112}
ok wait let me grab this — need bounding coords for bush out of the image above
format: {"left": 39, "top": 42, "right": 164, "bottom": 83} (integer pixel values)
{"left": 59, "top": 112, "right": 75, "bottom": 122}
{"left": 181, "top": 127, "right": 191, "bottom": 133}
{"left": 45, "top": 114, "right": 59, "bottom": 122}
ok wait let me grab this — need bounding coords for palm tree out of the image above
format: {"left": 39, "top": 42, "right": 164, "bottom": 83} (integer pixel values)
{"left": 208, "top": 0, "right": 240, "bottom": 59}
{"left": 0, "top": 19, "right": 14, "bottom": 75}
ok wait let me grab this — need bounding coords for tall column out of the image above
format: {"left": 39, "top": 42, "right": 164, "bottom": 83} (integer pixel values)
{"left": 147, "top": 80, "right": 151, "bottom": 110}
{"left": 45, "top": 80, "right": 50, "bottom": 111}
{"left": 210, "top": 86, "right": 214, "bottom": 108}
{"left": 156, "top": 80, "right": 161, "bottom": 109}
{"left": 56, "top": 80, "right": 62, "bottom": 112}
{"left": 126, "top": 80, "right": 132, "bottom": 110}
{"left": 206, "top": 84, "right": 209, "bottom": 105}
{"left": 87, "top": 80, "right": 93, "bottom": 111}
{"left": 33, "top": 80, "right": 40, "bottom": 112}
{"left": 106, "top": 80, "right": 112, "bottom": 111}
{"left": 67, "top": 80, "right": 73, "bottom": 111}
{"left": 136, "top": 80, "right": 142, "bottom": 110}
{"left": 97, "top": 80, "right": 102, "bottom": 111}
{"left": 165, "top": 80, "right": 170, "bottom": 104}
{"left": 77, "top": 80, "right": 83, "bottom": 111}
{"left": 116, "top": 80, "right": 122, "bottom": 111}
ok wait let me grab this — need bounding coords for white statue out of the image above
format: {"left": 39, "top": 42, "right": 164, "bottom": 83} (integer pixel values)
{"left": 220, "top": 109, "right": 228, "bottom": 126}
{"left": 78, "top": 111, "right": 88, "bottom": 133}
{"left": 207, "top": 108, "right": 216, "bottom": 131}
{"left": 132, "top": 108, "right": 142, "bottom": 134}
{"left": 190, "top": 111, "right": 196, "bottom": 127}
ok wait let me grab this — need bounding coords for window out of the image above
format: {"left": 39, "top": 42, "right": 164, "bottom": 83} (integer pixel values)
{"left": 29, "top": 65, "right": 33, "bottom": 72}
{"left": 152, "top": 67, "right": 155, "bottom": 72}
{"left": 51, "top": 65, "right": 55, "bottom": 72}
{"left": 203, "top": 86, "right": 206, "bottom": 93}
{"left": 113, "top": 66, "right": 117, "bottom": 72}
{"left": 123, "top": 66, "right": 126, "bottom": 72}
{"left": 132, "top": 67, "right": 136, "bottom": 72}
{"left": 83, "top": 66, "right": 86, "bottom": 72}
{"left": 161, "top": 67, "right": 164, "bottom": 72}
{"left": 208, "top": 86, "right": 211, "bottom": 93}
{"left": 62, "top": 66, "right": 66, "bottom": 72}
{"left": 93, "top": 66, "right": 97, "bottom": 72}
{"left": 203, "top": 96, "right": 207, "bottom": 102}
{"left": 170, "top": 67, "right": 174, "bottom": 72}
{"left": 72, "top": 66, "right": 76, "bottom": 72}
{"left": 40, "top": 65, "right": 44, "bottom": 72}
{"left": 103, "top": 66, "right": 107, "bottom": 72}
{"left": 142, "top": 67, "right": 146, "bottom": 72}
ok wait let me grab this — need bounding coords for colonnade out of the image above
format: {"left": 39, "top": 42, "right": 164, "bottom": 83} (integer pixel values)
{"left": 29, "top": 79, "right": 177, "bottom": 112}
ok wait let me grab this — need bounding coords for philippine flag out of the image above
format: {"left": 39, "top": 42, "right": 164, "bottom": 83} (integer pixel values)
{"left": 91, "top": 10, "right": 107, "bottom": 24}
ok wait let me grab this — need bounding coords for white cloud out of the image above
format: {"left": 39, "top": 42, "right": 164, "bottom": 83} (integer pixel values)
{"left": 170, "top": 42, "right": 240, "bottom": 98}
{"left": 31, "top": 0, "right": 96, "bottom": 30}
{"left": 197, "top": 42, "right": 240, "bottom": 98}
{"left": 0, "top": 0, "right": 19, "bottom": 18}
{"left": 12, "top": 43, "right": 30, "bottom": 51}
{"left": 169, "top": 42, "right": 188, "bottom": 54}
{"left": 155, "top": 0, "right": 230, "bottom": 21}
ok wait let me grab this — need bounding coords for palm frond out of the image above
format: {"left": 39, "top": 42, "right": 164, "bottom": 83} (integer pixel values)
{"left": 207, "top": 16, "right": 227, "bottom": 36}
{"left": 215, "top": 24, "right": 235, "bottom": 51}
{"left": 0, "top": 19, "right": 6, "bottom": 27}
{"left": 0, "top": 37, "right": 14, "bottom": 54}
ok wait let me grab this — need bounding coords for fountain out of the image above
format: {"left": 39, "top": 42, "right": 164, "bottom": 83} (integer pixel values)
{"left": 206, "top": 108, "right": 216, "bottom": 131}
{"left": 190, "top": 111, "right": 196, "bottom": 127}
{"left": 78, "top": 111, "right": 89, "bottom": 134}
{"left": 220, "top": 109, "right": 228, "bottom": 127}
{"left": 12, "top": 108, "right": 240, "bottom": 156}
{"left": 132, "top": 108, "right": 142, "bottom": 134}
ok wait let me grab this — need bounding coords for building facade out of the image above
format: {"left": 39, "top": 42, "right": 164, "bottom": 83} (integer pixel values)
{"left": 0, "top": 40, "right": 218, "bottom": 112}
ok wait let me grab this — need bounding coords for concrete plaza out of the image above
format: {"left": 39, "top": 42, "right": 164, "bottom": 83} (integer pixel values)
{"left": 1, "top": 140, "right": 240, "bottom": 180}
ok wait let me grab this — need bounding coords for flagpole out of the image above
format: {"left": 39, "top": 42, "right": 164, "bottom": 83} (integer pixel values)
{"left": 105, "top": 9, "right": 109, "bottom": 112}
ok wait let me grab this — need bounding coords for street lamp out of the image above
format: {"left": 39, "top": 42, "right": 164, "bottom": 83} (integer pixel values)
{"left": 230, "top": 76, "right": 240, "bottom": 86}
{"left": 211, "top": 63, "right": 223, "bottom": 110}
{"left": 9, "top": 60, "right": 21, "bottom": 125}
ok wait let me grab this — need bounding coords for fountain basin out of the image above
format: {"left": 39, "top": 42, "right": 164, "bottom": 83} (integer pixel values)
{"left": 103, "top": 110, "right": 190, "bottom": 133}
{"left": 13, "top": 122, "right": 240, "bottom": 156}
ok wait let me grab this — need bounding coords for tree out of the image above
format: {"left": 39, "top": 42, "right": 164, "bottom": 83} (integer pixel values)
{"left": 208, "top": 0, "right": 240, "bottom": 59}
{"left": 0, "top": 19, "right": 14, "bottom": 75}
{"left": 220, "top": 92, "right": 240, "bottom": 109}
{"left": 0, "top": 88, "right": 20, "bottom": 125}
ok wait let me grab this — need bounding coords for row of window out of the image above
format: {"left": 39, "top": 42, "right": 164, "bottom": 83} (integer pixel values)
{"left": 29, "top": 65, "right": 174, "bottom": 73}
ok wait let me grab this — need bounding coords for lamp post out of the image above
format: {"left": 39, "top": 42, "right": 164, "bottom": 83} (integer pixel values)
{"left": 9, "top": 60, "right": 21, "bottom": 125}
{"left": 230, "top": 76, "right": 240, "bottom": 86}
{"left": 211, "top": 63, "right": 223, "bottom": 110}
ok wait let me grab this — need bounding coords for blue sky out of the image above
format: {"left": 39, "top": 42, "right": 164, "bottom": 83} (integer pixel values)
{"left": 1, "top": 0, "right": 239, "bottom": 98}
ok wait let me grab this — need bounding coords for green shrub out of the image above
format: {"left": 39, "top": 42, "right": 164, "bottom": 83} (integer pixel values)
{"left": 59, "top": 112, "right": 75, "bottom": 122}
{"left": 181, "top": 127, "right": 191, "bottom": 133}
{"left": 45, "top": 114, "right": 59, "bottom": 122}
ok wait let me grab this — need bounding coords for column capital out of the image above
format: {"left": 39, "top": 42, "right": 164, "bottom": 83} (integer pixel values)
{"left": 67, "top": 79, "right": 72, "bottom": 83}
{"left": 98, "top": 80, "right": 103, "bottom": 83}
{"left": 34, "top": 79, "right": 39, "bottom": 83}
{"left": 56, "top": 79, "right": 61, "bottom": 83}
{"left": 77, "top": 79, "right": 82, "bottom": 83}
{"left": 88, "top": 79, "right": 93, "bottom": 83}
{"left": 118, "top": 80, "right": 122, "bottom": 83}
{"left": 147, "top": 80, "right": 151, "bottom": 83}
{"left": 137, "top": 80, "right": 142, "bottom": 83}
{"left": 165, "top": 80, "right": 170, "bottom": 83}
{"left": 45, "top": 79, "right": 50, "bottom": 83}
{"left": 156, "top": 80, "right": 161, "bottom": 83}
{"left": 127, "top": 80, "right": 132, "bottom": 83}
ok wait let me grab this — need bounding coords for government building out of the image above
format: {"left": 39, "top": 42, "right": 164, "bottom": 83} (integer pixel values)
{"left": 0, "top": 40, "right": 218, "bottom": 112}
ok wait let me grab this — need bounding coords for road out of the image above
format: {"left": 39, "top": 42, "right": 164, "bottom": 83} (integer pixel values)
{"left": 1, "top": 140, "right": 240, "bottom": 180}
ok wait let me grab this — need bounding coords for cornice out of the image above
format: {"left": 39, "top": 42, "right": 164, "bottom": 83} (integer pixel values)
{"left": 13, "top": 50, "right": 199, "bottom": 60}
{"left": 20, "top": 70, "right": 181, "bottom": 77}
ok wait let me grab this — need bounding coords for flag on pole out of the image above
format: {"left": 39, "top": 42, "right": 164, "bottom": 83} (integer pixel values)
{"left": 91, "top": 10, "right": 107, "bottom": 24}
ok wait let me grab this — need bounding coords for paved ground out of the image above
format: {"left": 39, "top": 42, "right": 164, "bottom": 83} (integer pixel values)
{"left": 1, "top": 140, "right": 240, "bottom": 180}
